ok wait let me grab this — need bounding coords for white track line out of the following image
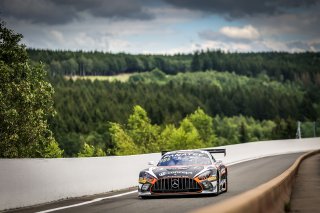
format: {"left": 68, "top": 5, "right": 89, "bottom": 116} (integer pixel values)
{"left": 36, "top": 190, "right": 137, "bottom": 213}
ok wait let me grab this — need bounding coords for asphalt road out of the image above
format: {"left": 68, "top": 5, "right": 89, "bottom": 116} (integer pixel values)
{"left": 9, "top": 153, "right": 303, "bottom": 213}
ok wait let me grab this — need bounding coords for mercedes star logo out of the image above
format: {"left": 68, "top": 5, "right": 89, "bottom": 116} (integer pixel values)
{"left": 171, "top": 178, "right": 179, "bottom": 189}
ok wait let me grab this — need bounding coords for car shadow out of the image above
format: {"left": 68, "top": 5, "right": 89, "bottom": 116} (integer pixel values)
{"left": 139, "top": 193, "right": 217, "bottom": 200}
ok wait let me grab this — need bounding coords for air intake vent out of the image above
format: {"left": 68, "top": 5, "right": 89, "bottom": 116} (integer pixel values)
{"left": 151, "top": 178, "right": 201, "bottom": 193}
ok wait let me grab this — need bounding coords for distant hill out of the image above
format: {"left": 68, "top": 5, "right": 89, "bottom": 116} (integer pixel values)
{"left": 28, "top": 49, "right": 320, "bottom": 86}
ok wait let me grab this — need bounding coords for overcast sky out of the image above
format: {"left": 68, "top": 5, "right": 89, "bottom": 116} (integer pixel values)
{"left": 1, "top": 0, "right": 320, "bottom": 54}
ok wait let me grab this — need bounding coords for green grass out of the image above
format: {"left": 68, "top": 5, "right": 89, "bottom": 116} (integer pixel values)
{"left": 65, "top": 73, "right": 134, "bottom": 82}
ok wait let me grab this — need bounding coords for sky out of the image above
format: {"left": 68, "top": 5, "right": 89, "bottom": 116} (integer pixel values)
{"left": 1, "top": 0, "right": 320, "bottom": 54}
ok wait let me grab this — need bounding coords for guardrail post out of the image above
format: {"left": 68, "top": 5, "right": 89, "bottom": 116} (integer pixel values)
{"left": 296, "top": 121, "right": 301, "bottom": 139}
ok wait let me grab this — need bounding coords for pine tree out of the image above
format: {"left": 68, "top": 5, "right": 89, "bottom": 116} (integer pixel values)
{"left": 191, "top": 51, "right": 201, "bottom": 71}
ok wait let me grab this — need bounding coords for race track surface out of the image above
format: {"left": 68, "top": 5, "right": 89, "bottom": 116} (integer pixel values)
{"left": 9, "top": 153, "right": 303, "bottom": 213}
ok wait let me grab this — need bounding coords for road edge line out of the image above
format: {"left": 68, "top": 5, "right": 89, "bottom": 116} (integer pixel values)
{"left": 36, "top": 190, "right": 137, "bottom": 213}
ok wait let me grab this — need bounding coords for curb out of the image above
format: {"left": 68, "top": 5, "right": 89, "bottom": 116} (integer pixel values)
{"left": 192, "top": 149, "right": 320, "bottom": 213}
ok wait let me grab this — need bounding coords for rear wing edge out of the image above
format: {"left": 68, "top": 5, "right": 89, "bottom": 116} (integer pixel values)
{"left": 161, "top": 149, "right": 226, "bottom": 156}
{"left": 161, "top": 151, "right": 169, "bottom": 156}
{"left": 202, "top": 148, "right": 226, "bottom": 156}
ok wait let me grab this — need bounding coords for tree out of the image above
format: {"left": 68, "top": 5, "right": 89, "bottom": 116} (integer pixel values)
{"left": 162, "top": 118, "right": 205, "bottom": 150}
{"left": 239, "top": 122, "right": 249, "bottom": 143}
{"left": 0, "top": 21, "right": 63, "bottom": 157}
{"left": 188, "top": 108, "right": 217, "bottom": 147}
{"left": 127, "top": 105, "right": 160, "bottom": 153}
{"left": 109, "top": 122, "right": 139, "bottom": 155}
{"left": 77, "top": 142, "right": 106, "bottom": 157}
{"left": 191, "top": 51, "right": 201, "bottom": 71}
{"left": 77, "top": 143, "right": 95, "bottom": 157}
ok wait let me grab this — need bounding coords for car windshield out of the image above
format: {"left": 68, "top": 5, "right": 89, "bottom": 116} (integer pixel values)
{"left": 157, "top": 152, "right": 211, "bottom": 166}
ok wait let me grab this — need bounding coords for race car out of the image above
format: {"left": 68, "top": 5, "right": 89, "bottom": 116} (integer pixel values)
{"left": 138, "top": 149, "right": 227, "bottom": 197}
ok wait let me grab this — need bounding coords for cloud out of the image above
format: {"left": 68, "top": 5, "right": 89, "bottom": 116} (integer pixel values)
{"left": 199, "top": 25, "right": 260, "bottom": 43}
{"left": 57, "top": 0, "right": 153, "bottom": 20}
{"left": 49, "top": 30, "right": 65, "bottom": 43}
{"left": 195, "top": 0, "right": 320, "bottom": 53}
{"left": 259, "top": 40, "right": 319, "bottom": 52}
{"left": 249, "top": 6, "right": 320, "bottom": 38}
{"left": 220, "top": 25, "right": 260, "bottom": 40}
{"left": 0, "top": 0, "right": 75, "bottom": 25}
{"left": 198, "top": 23, "right": 320, "bottom": 53}
{"left": 0, "top": 0, "right": 153, "bottom": 24}
{"left": 1, "top": 0, "right": 319, "bottom": 53}
{"left": 5, "top": 4, "right": 205, "bottom": 53}
{"left": 287, "top": 41, "right": 311, "bottom": 51}
{"left": 164, "top": 0, "right": 318, "bottom": 18}
{"left": 286, "top": 41, "right": 320, "bottom": 52}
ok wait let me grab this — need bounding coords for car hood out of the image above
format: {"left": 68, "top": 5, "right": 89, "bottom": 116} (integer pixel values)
{"left": 147, "top": 165, "right": 213, "bottom": 179}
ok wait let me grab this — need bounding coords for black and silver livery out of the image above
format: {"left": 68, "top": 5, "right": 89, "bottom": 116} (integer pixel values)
{"left": 138, "top": 149, "right": 228, "bottom": 197}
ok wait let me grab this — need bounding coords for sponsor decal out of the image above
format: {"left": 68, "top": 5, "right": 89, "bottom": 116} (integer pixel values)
{"left": 159, "top": 172, "right": 166, "bottom": 176}
{"left": 166, "top": 167, "right": 188, "bottom": 171}
{"left": 168, "top": 153, "right": 208, "bottom": 157}
{"left": 158, "top": 171, "right": 193, "bottom": 176}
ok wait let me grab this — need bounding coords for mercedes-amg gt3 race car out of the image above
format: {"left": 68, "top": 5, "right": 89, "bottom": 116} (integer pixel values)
{"left": 138, "top": 149, "right": 227, "bottom": 197}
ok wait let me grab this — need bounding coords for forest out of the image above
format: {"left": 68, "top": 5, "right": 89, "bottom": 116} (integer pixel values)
{"left": 28, "top": 49, "right": 320, "bottom": 86}
{"left": 2, "top": 21, "right": 320, "bottom": 158}
{"left": 47, "top": 66, "right": 319, "bottom": 157}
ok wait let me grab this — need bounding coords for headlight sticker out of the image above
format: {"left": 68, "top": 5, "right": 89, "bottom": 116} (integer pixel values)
{"left": 207, "top": 176, "right": 217, "bottom": 181}
{"left": 139, "top": 177, "right": 147, "bottom": 184}
{"left": 197, "top": 170, "right": 212, "bottom": 180}
{"left": 139, "top": 172, "right": 156, "bottom": 184}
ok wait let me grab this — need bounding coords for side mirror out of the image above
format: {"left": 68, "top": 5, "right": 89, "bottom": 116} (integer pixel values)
{"left": 148, "top": 161, "right": 155, "bottom": 166}
{"left": 216, "top": 160, "right": 223, "bottom": 164}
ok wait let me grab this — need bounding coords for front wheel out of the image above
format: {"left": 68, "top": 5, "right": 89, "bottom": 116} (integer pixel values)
{"left": 215, "top": 175, "right": 220, "bottom": 195}
{"left": 224, "top": 174, "right": 228, "bottom": 193}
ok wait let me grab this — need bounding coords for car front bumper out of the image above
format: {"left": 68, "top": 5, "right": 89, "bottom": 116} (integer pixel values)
{"left": 138, "top": 180, "right": 218, "bottom": 197}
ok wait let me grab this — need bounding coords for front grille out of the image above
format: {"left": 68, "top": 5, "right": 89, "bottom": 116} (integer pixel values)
{"left": 151, "top": 178, "right": 201, "bottom": 193}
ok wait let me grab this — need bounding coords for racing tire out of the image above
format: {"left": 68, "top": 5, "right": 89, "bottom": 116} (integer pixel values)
{"left": 224, "top": 173, "right": 228, "bottom": 193}
{"left": 140, "top": 196, "right": 149, "bottom": 199}
{"left": 215, "top": 174, "right": 220, "bottom": 195}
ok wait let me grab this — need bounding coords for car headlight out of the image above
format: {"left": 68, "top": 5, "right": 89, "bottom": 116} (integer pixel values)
{"left": 196, "top": 170, "right": 217, "bottom": 181}
{"left": 139, "top": 172, "right": 156, "bottom": 184}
